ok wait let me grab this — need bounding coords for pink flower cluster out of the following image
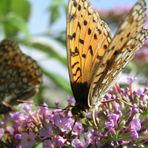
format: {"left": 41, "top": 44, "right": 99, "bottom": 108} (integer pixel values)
{"left": 0, "top": 79, "right": 147, "bottom": 147}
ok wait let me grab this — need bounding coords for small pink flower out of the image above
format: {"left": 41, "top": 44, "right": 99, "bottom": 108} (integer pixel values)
{"left": 67, "top": 97, "right": 75, "bottom": 105}
{"left": 20, "top": 132, "right": 36, "bottom": 148}
{"left": 130, "top": 129, "right": 139, "bottom": 140}
{"left": 72, "top": 122, "right": 83, "bottom": 136}
{"left": 55, "top": 136, "right": 67, "bottom": 147}
{"left": 108, "top": 114, "right": 119, "bottom": 129}
{"left": 43, "top": 140, "right": 54, "bottom": 148}
{"left": 6, "top": 126, "right": 14, "bottom": 135}
{"left": 39, "top": 125, "right": 54, "bottom": 140}
{"left": 130, "top": 118, "right": 141, "bottom": 131}
{"left": 52, "top": 113, "right": 73, "bottom": 132}
{"left": 72, "top": 139, "right": 86, "bottom": 148}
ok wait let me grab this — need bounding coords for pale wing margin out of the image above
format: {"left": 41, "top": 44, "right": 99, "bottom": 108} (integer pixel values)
{"left": 88, "top": 0, "right": 148, "bottom": 107}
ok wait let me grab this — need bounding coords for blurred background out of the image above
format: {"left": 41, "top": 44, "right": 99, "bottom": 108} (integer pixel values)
{"left": 0, "top": 0, "right": 148, "bottom": 108}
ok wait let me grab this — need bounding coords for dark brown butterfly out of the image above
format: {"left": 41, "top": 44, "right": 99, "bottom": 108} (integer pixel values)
{"left": 0, "top": 39, "right": 42, "bottom": 113}
{"left": 67, "top": 0, "right": 148, "bottom": 118}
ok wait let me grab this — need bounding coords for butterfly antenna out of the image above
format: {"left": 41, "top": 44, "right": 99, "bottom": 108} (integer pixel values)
{"left": 1, "top": 101, "right": 17, "bottom": 112}
{"left": 63, "top": 104, "right": 73, "bottom": 111}
{"left": 117, "top": 97, "right": 133, "bottom": 107}
{"left": 102, "top": 98, "right": 116, "bottom": 103}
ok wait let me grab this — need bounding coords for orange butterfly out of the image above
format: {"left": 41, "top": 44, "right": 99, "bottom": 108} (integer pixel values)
{"left": 67, "top": 0, "right": 148, "bottom": 118}
{"left": 0, "top": 39, "right": 42, "bottom": 113}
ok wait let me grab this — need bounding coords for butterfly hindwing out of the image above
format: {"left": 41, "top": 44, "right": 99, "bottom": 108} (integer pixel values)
{"left": 88, "top": 0, "right": 148, "bottom": 107}
{"left": 0, "top": 39, "right": 42, "bottom": 113}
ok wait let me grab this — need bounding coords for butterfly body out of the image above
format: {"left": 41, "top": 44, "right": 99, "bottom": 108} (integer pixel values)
{"left": 71, "top": 82, "right": 89, "bottom": 115}
{"left": 67, "top": 0, "right": 148, "bottom": 118}
{"left": 0, "top": 39, "right": 42, "bottom": 113}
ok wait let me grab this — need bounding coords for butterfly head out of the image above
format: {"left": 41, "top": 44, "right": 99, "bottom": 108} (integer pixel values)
{"left": 71, "top": 104, "right": 86, "bottom": 119}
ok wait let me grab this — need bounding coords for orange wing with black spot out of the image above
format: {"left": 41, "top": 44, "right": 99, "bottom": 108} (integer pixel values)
{"left": 67, "top": 0, "right": 112, "bottom": 110}
{"left": 0, "top": 39, "right": 42, "bottom": 113}
{"left": 88, "top": 0, "right": 148, "bottom": 107}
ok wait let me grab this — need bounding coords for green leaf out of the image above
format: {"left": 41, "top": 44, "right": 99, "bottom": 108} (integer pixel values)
{"left": 11, "top": 0, "right": 31, "bottom": 21}
{"left": 42, "top": 68, "right": 72, "bottom": 94}
{"left": 0, "top": 0, "right": 31, "bottom": 22}
{"left": 28, "top": 38, "right": 67, "bottom": 66}
{"left": 48, "top": 0, "right": 65, "bottom": 25}
{"left": 51, "top": 30, "right": 66, "bottom": 46}
{"left": 3, "top": 14, "right": 29, "bottom": 38}
{"left": 36, "top": 144, "right": 43, "bottom": 148}
{"left": 0, "top": 0, "right": 9, "bottom": 18}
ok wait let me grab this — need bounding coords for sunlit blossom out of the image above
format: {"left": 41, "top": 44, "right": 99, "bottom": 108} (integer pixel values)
{"left": 0, "top": 80, "right": 147, "bottom": 147}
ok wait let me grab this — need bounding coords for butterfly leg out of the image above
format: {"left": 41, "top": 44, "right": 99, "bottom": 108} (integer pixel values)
{"left": 0, "top": 101, "right": 17, "bottom": 114}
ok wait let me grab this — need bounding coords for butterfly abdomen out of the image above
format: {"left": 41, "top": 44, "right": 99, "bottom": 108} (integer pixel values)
{"left": 71, "top": 82, "right": 90, "bottom": 110}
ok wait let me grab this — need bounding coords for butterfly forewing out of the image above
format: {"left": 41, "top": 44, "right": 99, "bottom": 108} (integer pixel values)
{"left": 67, "top": 0, "right": 112, "bottom": 110}
{"left": 0, "top": 39, "right": 42, "bottom": 113}
{"left": 88, "top": 0, "right": 148, "bottom": 107}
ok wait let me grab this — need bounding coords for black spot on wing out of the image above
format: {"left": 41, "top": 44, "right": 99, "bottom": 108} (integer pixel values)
{"left": 71, "top": 46, "right": 79, "bottom": 57}
{"left": 84, "top": 20, "right": 87, "bottom": 26}
{"left": 78, "top": 22, "right": 81, "bottom": 29}
{"left": 68, "top": 32, "right": 76, "bottom": 40}
{"left": 89, "top": 45, "right": 93, "bottom": 56}
{"left": 72, "top": 61, "right": 79, "bottom": 69}
{"left": 88, "top": 28, "right": 92, "bottom": 35}
{"left": 79, "top": 39, "right": 84, "bottom": 44}
{"left": 73, "top": 67, "right": 81, "bottom": 77}
{"left": 82, "top": 54, "right": 86, "bottom": 58}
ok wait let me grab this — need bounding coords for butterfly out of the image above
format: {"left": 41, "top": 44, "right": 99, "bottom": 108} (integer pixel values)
{"left": 67, "top": 0, "right": 148, "bottom": 118}
{"left": 0, "top": 39, "right": 42, "bottom": 113}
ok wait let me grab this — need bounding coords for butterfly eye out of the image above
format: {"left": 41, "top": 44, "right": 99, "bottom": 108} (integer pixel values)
{"left": 0, "top": 39, "right": 42, "bottom": 113}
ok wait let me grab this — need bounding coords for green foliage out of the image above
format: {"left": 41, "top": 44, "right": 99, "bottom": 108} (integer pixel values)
{"left": 0, "top": 0, "right": 9, "bottom": 17}
{"left": 30, "top": 39, "right": 67, "bottom": 66}
{"left": 10, "top": 0, "right": 30, "bottom": 21}
{"left": 135, "top": 62, "right": 148, "bottom": 76}
{"left": 0, "top": 0, "right": 30, "bottom": 37}
{"left": 48, "top": 0, "right": 67, "bottom": 26}
{"left": 3, "top": 14, "right": 29, "bottom": 37}
{"left": 42, "top": 68, "right": 71, "bottom": 95}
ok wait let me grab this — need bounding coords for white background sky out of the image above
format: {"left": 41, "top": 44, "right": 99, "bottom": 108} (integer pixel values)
{"left": 29, "top": 0, "right": 148, "bottom": 35}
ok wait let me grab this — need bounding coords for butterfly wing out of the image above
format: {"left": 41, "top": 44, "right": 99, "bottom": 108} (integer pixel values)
{"left": 67, "top": 0, "right": 112, "bottom": 109}
{"left": 88, "top": 0, "right": 148, "bottom": 107}
{"left": 0, "top": 39, "right": 42, "bottom": 113}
